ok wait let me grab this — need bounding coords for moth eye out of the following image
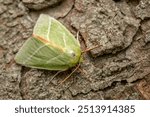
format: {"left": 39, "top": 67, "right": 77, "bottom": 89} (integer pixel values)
{"left": 71, "top": 52, "right": 76, "bottom": 58}
{"left": 68, "top": 50, "right": 76, "bottom": 58}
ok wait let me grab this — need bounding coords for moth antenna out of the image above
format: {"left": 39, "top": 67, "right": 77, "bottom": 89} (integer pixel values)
{"left": 82, "top": 45, "right": 100, "bottom": 53}
{"left": 58, "top": 64, "right": 80, "bottom": 85}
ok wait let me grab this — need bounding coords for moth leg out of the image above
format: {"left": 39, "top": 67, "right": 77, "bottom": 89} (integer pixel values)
{"left": 76, "top": 31, "right": 80, "bottom": 46}
{"left": 58, "top": 64, "right": 80, "bottom": 85}
{"left": 78, "top": 67, "right": 87, "bottom": 75}
{"left": 49, "top": 71, "right": 64, "bottom": 85}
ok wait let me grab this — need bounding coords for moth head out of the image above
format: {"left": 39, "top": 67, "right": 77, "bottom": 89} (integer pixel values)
{"left": 65, "top": 47, "right": 82, "bottom": 66}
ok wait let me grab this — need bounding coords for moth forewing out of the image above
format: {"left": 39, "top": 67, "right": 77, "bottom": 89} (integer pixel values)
{"left": 15, "top": 14, "right": 82, "bottom": 71}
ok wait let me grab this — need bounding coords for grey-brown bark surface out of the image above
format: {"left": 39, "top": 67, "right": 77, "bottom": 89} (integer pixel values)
{"left": 0, "top": 0, "right": 150, "bottom": 99}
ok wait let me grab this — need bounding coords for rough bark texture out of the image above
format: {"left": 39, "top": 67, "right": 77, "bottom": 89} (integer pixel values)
{"left": 0, "top": 0, "right": 150, "bottom": 99}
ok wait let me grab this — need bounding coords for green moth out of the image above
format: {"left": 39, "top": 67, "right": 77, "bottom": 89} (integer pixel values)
{"left": 15, "top": 14, "right": 82, "bottom": 71}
